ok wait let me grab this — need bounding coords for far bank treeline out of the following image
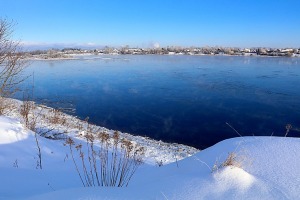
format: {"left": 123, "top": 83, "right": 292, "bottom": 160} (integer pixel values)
{"left": 22, "top": 46, "right": 300, "bottom": 59}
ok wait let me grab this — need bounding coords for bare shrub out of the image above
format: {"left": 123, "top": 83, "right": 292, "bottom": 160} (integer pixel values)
{"left": 65, "top": 131, "right": 145, "bottom": 187}
{"left": 20, "top": 99, "right": 43, "bottom": 169}
{"left": 0, "top": 97, "right": 5, "bottom": 114}
{"left": 212, "top": 152, "right": 241, "bottom": 173}
{"left": 49, "top": 108, "right": 66, "bottom": 125}
{"left": 0, "top": 97, "right": 15, "bottom": 115}
{"left": 20, "top": 100, "right": 33, "bottom": 126}
{"left": 0, "top": 19, "right": 27, "bottom": 112}
{"left": 20, "top": 100, "right": 38, "bottom": 131}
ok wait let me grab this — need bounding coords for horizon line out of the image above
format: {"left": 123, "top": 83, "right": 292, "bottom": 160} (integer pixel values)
{"left": 20, "top": 41, "right": 300, "bottom": 51}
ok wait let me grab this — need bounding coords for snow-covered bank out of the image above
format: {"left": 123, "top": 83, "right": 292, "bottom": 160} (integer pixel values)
{"left": 1, "top": 114, "right": 300, "bottom": 199}
{"left": 2, "top": 98, "right": 198, "bottom": 164}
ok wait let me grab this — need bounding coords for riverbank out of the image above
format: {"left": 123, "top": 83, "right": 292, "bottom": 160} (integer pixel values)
{"left": 1, "top": 110, "right": 299, "bottom": 199}
{"left": 1, "top": 98, "right": 199, "bottom": 164}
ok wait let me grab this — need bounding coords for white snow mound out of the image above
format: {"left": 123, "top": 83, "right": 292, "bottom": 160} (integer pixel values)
{"left": 0, "top": 116, "right": 30, "bottom": 144}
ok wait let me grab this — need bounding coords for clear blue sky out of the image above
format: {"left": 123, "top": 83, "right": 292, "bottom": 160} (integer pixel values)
{"left": 1, "top": 0, "right": 300, "bottom": 48}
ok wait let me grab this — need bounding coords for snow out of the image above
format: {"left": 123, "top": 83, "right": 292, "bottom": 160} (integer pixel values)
{"left": 1, "top": 102, "right": 300, "bottom": 199}
{"left": 0, "top": 116, "right": 29, "bottom": 144}
{"left": 3, "top": 98, "right": 198, "bottom": 165}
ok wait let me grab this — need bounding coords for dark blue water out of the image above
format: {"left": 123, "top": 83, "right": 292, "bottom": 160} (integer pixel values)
{"left": 19, "top": 55, "right": 300, "bottom": 149}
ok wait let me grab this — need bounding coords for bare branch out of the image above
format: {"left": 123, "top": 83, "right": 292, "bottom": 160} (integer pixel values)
{"left": 0, "top": 18, "right": 27, "bottom": 99}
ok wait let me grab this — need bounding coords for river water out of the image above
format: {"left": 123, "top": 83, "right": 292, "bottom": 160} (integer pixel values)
{"left": 18, "top": 55, "right": 300, "bottom": 149}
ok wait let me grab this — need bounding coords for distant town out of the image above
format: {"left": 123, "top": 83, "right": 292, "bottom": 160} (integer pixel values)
{"left": 23, "top": 46, "right": 300, "bottom": 59}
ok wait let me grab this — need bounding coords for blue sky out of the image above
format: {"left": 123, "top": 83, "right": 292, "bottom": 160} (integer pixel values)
{"left": 1, "top": 0, "right": 300, "bottom": 48}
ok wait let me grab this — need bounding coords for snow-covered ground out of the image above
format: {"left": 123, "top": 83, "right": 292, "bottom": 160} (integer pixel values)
{"left": 1, "top": 100, "right": 300, "bottom": 199}
{"left": 3, "top": 98, "right": 198, "bottom": 165}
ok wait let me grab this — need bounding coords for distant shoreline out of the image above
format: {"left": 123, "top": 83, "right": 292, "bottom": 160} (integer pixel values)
{"left": 21, "top": 46, "right": 300, "bottom": 60}
{"left": 22, "top": 52, "right": 300, "bottom": 61}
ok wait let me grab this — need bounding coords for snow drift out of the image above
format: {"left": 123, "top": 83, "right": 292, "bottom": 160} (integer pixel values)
{"left": 1, "top": 115, "right": 300, "bottom": 199}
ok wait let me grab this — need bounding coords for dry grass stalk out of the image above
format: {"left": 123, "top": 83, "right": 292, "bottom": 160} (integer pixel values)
{"left": 65, "top": 137, "right": 86, "bottom": 187}
{"left": 0, "top": 97, "right": 15, "bottom": 115}
{"left": 65, "top": 130, "right": 145, "bottom": 187}
{"left": 212, "top": 152, "right": 241, "bottom": 173}
{"left": 285, "top": 124, "right": 292, "bottom": 137}
{"left": 221, "top": 152, "right": 241, "bottom": 168}
{"left": 49, "top": 108, "right": 66, "bottom": 125}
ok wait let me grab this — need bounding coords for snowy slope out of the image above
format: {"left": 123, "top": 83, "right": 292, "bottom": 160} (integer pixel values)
{"left": 1, "top": 115, "right": 300, "bottom": 199}
{"left": 3, "top": 98, "right": 198, "bottom": 165}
